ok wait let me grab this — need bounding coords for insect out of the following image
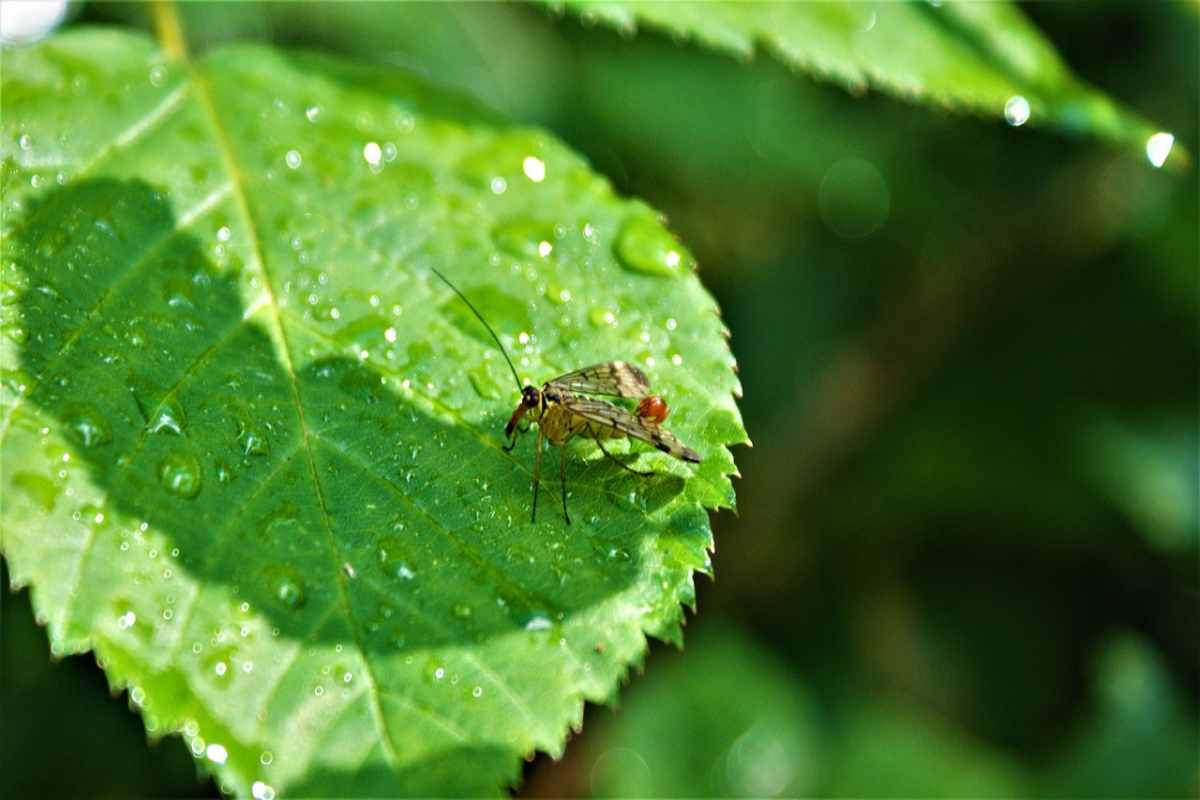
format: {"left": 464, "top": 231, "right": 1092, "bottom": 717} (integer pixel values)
{"left": 430, "top": 267, "right": 701, "bottom": 524}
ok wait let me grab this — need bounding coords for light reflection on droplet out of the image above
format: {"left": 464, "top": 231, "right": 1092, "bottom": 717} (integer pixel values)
{"left": 490, "top": 177, "right": 507, "bottom": 195}
{"left": 1004, "top": 95, "right": 1030, "bottom": 127}
{"left": 1146, "top": 132, "right": 1175, "bottom": 168}
{"left": 117, "top": 610, "right": 136, "bottom": 629}
{"left": 537, "top": 241, "right": 553, "bottom": 258}
{"left": 0, "top": 0, "right": 68, "bottom": 45}
{"left": 363, "top": 142, "right": 383, "bottom": 168}
{"left": 252, "top": 781, "right": 276, "bottom": 800}
{"left": 522, "top": 156, "right": 546, "bottom": 183}
{"left": 206, "top": 743, "right": 228, "bottom": 764}
{"left": 285, "top": 150, "right": 302, "bottom": 169}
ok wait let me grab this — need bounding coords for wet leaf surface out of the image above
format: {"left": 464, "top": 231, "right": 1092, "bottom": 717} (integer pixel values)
{"left": 0, "top": 29, "right": 745, "bottom": 796}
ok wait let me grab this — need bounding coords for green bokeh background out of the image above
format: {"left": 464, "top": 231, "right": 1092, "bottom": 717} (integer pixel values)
{"left": 3, "top": 3, "right": 1196, "bottom": 797}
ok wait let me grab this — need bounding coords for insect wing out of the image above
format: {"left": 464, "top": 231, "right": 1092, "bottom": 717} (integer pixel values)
{"left": 566, "top": 397, "right": 701, "bottom": 463}
{"left": 548, "top": 361, "right": 651, "bottom": 398}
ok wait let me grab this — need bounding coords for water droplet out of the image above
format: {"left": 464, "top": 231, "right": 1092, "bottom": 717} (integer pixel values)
{"left": 285, "top": 149, "right": 302, "bottom": 169}
{"left": 117, "top": 610, "right": 137, "bottom": 629}
{"left": 472, "top": 686, "right": 483, "bottom": 698}
{"left": 149, "top": 65, "right": 167, "bottom": 87}
{"left": 63, "top": 404, "right": 112, "bottom": 448}
{"left": 206, "top": 743, "right": 228, "bottom": 764}
{"left": 158, "top": 451, "right": 201, "bottom": 498}
{"left": 467, "top": 363, "right": 503, "bottom": 400}
{"left": 147, "top": 396, "right": 186, "bottom": 436}
{"left": 492, "top": 218, "right": 557, "bottom": 259}
{"left": 363, "top": 141, "right": 383, "bottom": 168}
{"left": 305, "top": 105, "right": 321, "bottom": 122}
{"left": 589, "top": 307, "right": 618, "bottom": 328}
{"left": 264, "top": 564, "right": 307, "bottom": 608}
{"left": 376, "top": 536, "right": 416, "bottom": 580}
{"left": 522, "top": 156, "right": 546, "bottom": 183}
{"left": 1004, "top": 95, "right": 1030, "bottom": 126}
{"left": 1146, "top": 132, "right": 1175, "bottom": 168}
{"left": 522, "top": 612, "right": 553, "bottom": 632}
{"left": 614, "top": 215, "right": 691, "bottom": 276}
{"left": 252, "top": 780, "right": 276, "bottom": 800}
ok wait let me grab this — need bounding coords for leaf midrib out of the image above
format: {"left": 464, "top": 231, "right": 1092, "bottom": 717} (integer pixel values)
{"left": 181, "top": 53, "right": 408, "bottom": 766}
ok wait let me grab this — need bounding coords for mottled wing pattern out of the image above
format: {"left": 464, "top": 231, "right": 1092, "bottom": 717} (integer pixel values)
{"left": 548, "top": 361, "right": 650, "bottom": 398}
{"left": 565, "top": 397, "right": 701, "bottom": 463}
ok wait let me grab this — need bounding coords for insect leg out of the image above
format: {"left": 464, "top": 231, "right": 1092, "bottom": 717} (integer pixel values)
{"left": 595, "top": 437, "right": 653, "bottom": 477}
{"left": 503, "top": 431, "right": 518, "bottom": 453}
{"left": 531, "top": 428, "right": 543, "bottom": 523}
{"left": 559, "top": 446, "right": 571, "bottom": 525}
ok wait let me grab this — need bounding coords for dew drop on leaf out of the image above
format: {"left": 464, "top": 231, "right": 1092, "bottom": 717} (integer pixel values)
{"left": 264, "top": 564, "right": 307, "bottom": 609}
{"left": 147, "top": 396, "right": 187, "bottom": 436}
{"left": 376, "top": 536, "right": 416, "bottom": 580}
{"left": 492, "top": 218, "right": 556, "bottom": 260}
{"left": 614, "top": 215, "right": 690, "bottom": 276}
{"left": 158, "top": 450, "right": 201, "bottom": 498}
{"left": 63, "top": 403, "right": 111, "bottom": 448}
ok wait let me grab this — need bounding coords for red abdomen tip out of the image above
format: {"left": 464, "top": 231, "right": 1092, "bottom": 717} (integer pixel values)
{"left": 637, "top": 395, "right": 669, "bottom": 424}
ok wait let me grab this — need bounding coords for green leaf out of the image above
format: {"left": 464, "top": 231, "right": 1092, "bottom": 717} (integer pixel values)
{"left": 0, "top": 28, "right": 745, "bottom": 797}
{"left": 548, "top": 0, "right": 1187, "bottom": 168}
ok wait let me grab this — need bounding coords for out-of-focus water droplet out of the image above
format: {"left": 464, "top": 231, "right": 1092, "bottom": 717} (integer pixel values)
{"left": 149, "top": 65, "right": 167, "bottom": 88}
{"left": 467, "top": 363, "right": 503, "bottom": 400}
{"left": 64, "top": 404, "right": 112, "bottom": 448}
{"left": 818, "top": 157, "right": 890, "bottom": 240}
{"left": 363, "top": 141, "right": 383, "bottom": 169}
{"left": 158, "top": 451, "right": 201, "bottom": 498}
{"left": 265, "top": 564, "right": 307, "bottom": 609}
{"left": 614, "top": 216, "right": 690, "bottom": 276}
{"left": 206, "top": 743, "right": 228, "bottom": 765}
{"left": 492, "top": 218, "right": 556, "bottom": 259}
{"left": 252, "top": 780, "right": 276, "bottom": 800}
{"left": 285, "top": 149, "right": 302, "bottom": 169}
{"left": 522, "top": 155, "right": 546, "bottom": 183}
{"left": 1146, "top": 132, "right": 1175, "bottom": 168}
{"left": 589, "top": 307, "right": 618, "bottom": 328}
{"left": 305, "top": 105, "right": 321, "bottom": 122}
{"left": 1004, "top": 95, "right": 1030, "bottom": 127}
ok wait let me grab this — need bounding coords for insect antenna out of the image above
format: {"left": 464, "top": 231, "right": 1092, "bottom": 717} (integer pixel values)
{"left": 428, "top": 267, "right": 524, "bottom": 392}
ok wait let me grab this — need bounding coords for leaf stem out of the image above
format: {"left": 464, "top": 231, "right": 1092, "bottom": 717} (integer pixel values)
{"left": 150, "top": 0, "right": 189, "bottom": 62}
